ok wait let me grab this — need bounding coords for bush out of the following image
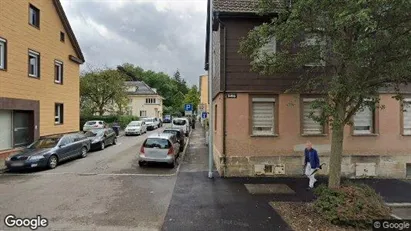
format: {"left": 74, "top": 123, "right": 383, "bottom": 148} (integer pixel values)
{"left": 313, "top": 183, "right": 391, "bottom": 229}
{"left": 80, "top": 115, "right": 139, "bottom": 130}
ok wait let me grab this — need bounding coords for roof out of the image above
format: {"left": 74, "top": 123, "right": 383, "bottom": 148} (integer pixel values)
{"left": 125, "top": 81, "right": 159, "bottom": 95}
{"left": 214, "top": 0, "right": 260, "bottom": 13}
{"left": 53, "top": 0, "right": 85, "bottom": 64}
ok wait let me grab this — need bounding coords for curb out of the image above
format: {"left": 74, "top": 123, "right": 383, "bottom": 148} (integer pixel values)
{"left": 174, "top": 130, "right": 192, "bottom": 174}
{"left": 385, "top": 203, "right": 411, "bottom": 208}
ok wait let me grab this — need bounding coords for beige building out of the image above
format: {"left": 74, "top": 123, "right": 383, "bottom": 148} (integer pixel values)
{"left": 0, "top": 0, "right": 84, "bottom": 151}
{"left": 125, "top": 81, "right": 164, "bottom": 119}
{"left": 199, "top": 74, "right": 209, "bottom": 113}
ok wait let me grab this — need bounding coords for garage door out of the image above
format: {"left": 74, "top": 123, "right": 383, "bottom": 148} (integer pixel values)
{"left": 0, "top": 110, "right": 12, "bottom": 151}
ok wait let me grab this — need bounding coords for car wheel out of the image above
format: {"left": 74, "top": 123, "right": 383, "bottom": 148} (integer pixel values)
{"left": 47, "top": 155, "right": 58, "bottom": 169}
{"left": 113, "top": 137, "right": 117, "bottom": 145}
{"left": 138, "top": 161, "right": 145, "bottom": 167}
{"left": 80, "top": 147, "right": 88, "bottom": 158}
{"left": 100, "top": 142, "right": 105, "bottom": 150}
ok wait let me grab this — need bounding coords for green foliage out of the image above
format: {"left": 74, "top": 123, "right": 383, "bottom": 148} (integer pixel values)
{"left": 183, "top": 85, "right": 201, "bottom": 114}
{"left": 80, "top": 115, "right": 139, "bottom": 130}
{"left": 314, "top": 183, "right": 391, "bottom": 228}
{"left": 80, "top": 68, "right": 129, "bottom": 116}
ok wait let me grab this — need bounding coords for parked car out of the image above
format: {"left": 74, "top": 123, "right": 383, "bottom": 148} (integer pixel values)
{"left": 172, "top": 118, "right": 191, "bottom": 136}
{"left": 162, "top": 128, "right": 185, "bottom": 151}
{"left": 5, "top": 133, "right": 90, "bottom": 170}
{"left": 163, "top": 115, "right": 172, "bottom": 123}
{"left": 83, "top": 120, "right": 108, "bottom": 132}
{"left": 125, "top": 121, "right": 147, "bottom": 136}
{"left": 157, "top": 118, "right": 163, "bottom": 127}
{"left": 143, "top": 118, "right": 159, "bottom": 130}
{"left": 138, "top": 133, "right": 180, "bottom": 168}
{"left": 85, "top": 128, "right": 117, "bottom": 150}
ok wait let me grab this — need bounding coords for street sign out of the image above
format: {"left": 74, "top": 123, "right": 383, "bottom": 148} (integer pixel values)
{"left": 185, "top": 111, "right": 193, "bottom": 116}
{"left": 184, "top": 104, "right": 193, "bottom": 111}
{"left": 202, "top": 112, "right": 207, "bottom": 119}
{"left": 226, "top": 93, "right": 237, "bottom": 98}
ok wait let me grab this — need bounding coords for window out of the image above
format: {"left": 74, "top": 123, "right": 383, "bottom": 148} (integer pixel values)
{"left": 214, "top": 105, "right": 217, "bottom": 131}
{"left": 0, "top": 37, "right": 6, "bottom": 70}
{"left": 252, "top": 97, "right": 276, "bottom": 135}
{"left": 303, "top": 34, "right": 326, "bottom": 66}
{"left": 54, "top": 60, "right": 63, "bottom": 84}
{"left": 55, "top": 103, "right": 64, "bottom": 125}
{"left": 140, "top": 110, "right": 147, "bottom": 117}
{"left": 353, "top": 103, "right": 375, "bottom": 135}
{"left": 302, "top": 98, "right": 324, "bottom": 135}
{"left": 60, "top": 32, "right": 65, "bottom": 42}
{"left": 29, "top": 4, "right": 40, "bottom": 28}
{"left": 403, "top": 99, "right": 411, "bottom": 135}
{"left": 28, "top": 50, "right": 40, "bottom": 78}
{"left": 146, "top": 98, "right": 156, "bottom": 104}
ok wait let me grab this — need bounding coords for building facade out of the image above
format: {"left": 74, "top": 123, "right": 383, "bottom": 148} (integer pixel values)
{"left": 125, "top": 81, "right": 164, "bottom": 119}
{"left": 205, "top": 0, "right": 411, "bottom": 178}
{"left": 199, "top": 74, "right": 209, "bottom": 113}
{"left": 0, "top": 0, "right": 85, "bottom": 151}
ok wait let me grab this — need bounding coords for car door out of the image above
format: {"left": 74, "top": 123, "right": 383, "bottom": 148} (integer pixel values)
{"left": 172, "top": 136, "right": 180, "bottom": 155}
{"left": 71, "top": 134, "right": 84, "bottom": 156}
{"left": 107, "top": 128, "right": 115, "bottom": 144}
{"left": 56, "top": 136, "right": 73, "bottom": 160}
{"left": 142, "top": 122, "right": 147, "bottom": 132}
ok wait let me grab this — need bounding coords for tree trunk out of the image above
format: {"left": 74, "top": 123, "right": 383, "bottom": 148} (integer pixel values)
{"left": 98, "top": 106, "right": 104, "bottom": 116}
{"left": 328, "top": 104, "right": 345, "bottom": 189}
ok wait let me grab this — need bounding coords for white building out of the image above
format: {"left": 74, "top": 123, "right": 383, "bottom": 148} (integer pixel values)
{"left": 125, "top": 81, "right": 164, "bottom": 119}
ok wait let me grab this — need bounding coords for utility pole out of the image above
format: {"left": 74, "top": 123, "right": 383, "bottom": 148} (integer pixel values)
{"left": 207, "top": 0, "right": 214, "bottom": 179}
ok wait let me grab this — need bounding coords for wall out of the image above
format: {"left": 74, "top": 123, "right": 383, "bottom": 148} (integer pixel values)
{"left": 220, "top": 93, "right": 411, "bottom": 178}
{"left": 199, "top": 75, "right": 209, "bottom": 112}
{"left": 129, "top": 95, "right": 163, "bottom": 118}
{"left": 212, "top": 93, "right": 225, "bottom": 175}
{"left": 0, "top": 0, "right": 80, "bottom": 136}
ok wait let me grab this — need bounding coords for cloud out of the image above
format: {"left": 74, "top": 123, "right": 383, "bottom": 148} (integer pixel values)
{"left": 61, "top": 0, "right": 208, "bottom": 86}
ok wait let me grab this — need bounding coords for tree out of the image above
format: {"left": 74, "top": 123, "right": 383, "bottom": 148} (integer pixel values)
{"left": 173, "top": 69, "right": 189, "bottom": 95}
{"left": 80, "top": 68, "right": 129, "bottom": 116}
{"left": 183, "top": 85, "right": 201, "bottom": 114}
{"left": 240, "top": 0, "right": 411, "bottom": 188}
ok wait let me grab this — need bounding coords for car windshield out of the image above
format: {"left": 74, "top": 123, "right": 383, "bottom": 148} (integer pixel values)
{"left": 86, "top": 121, "right": 97, "bottom": 125}
{"left": 28, "top": 137, "right": 60, "bottom": 149}
{"left": 144, "top": 118, "right": 154, "bottom": 122}
{"left": 85, "top": 130, "right": 104, "bottom": 137}
{"left": 143, "top": 138, "right": 171, "bottom": 149}
{"left": 173, "top": 119, "right": 186, "bottom": 126}
{"left": 163, "top": 130, "right": 178, "bottom": 136}
{"left": 129, "top": 122, "right": 141, "bottom": 126}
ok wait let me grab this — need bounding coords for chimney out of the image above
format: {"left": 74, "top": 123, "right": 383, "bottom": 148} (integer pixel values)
{"left": 152, "top": 88, "right": 157, "bottom": 93}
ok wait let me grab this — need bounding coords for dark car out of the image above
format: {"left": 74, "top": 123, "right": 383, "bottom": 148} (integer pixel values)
{"left": 162, "top": 128, "right": 185, "bottom": 151}
{"left": 5, "top": 133, "right": 90, "bottom": 170}
{"left": 85, "top": 128, "right": 117, "bottom": 150}
{"left": 163, "top": 115, "right": 172, "bottom": 123}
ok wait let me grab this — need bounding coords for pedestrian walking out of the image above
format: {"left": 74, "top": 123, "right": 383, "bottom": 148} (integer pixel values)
{"left": 303, "top": 141, "right": 320, "bottom": 190}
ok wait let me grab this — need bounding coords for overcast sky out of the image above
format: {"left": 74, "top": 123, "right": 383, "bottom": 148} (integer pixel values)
{"left": 61, "top": 0, "right": 208, "bottom": 86}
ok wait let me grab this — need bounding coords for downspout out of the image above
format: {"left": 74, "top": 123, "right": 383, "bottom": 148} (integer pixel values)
{"left": 216, "top": 14, "right": 227, "bottom": 176}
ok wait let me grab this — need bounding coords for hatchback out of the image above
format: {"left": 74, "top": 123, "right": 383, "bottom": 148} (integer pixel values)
{"left": 138, "top": 133, "right": 180, "bottom": 168}
{"left": 172, "top": 118, "right": 190, "bottom": 136}
{"left": 83, "top": 120, "right": 107, "bottom": 132}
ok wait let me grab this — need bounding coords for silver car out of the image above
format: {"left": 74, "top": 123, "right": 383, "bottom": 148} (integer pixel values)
{"left": 138, "top": 133, "right": 180, "bottom": 168}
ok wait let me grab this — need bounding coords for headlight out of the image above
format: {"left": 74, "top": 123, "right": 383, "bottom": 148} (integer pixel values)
{"left": 28, "top": 155, "right": 44, "bottom": 161}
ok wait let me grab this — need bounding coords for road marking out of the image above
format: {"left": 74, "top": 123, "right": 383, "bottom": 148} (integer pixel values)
{"left": 391, "top": 214, "right": 403, "bottom": 220}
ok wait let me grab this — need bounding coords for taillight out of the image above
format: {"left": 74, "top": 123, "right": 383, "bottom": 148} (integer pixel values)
{"left": 140, "top": 146, "right": 145, "bottom": 154}
{"left": 167, "top": 146, "right": 174, "bottom": 155}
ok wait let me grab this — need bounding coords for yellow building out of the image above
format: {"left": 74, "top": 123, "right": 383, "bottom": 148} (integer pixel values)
{"left": 125, "top": 81, "right": 164, "bottom": 119}
{"left": 0, "top": 0, "right": 85, "bottom": 151}
{"left": 199, "top": 74, "right": 209, "bottom": 113}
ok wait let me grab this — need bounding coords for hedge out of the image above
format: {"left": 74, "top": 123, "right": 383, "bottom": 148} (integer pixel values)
{"left": 80, "top": 115, "right": 139, "bottom": 130}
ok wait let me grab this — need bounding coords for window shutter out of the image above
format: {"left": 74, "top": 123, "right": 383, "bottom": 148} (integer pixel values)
{"left": 403, "top": 101, "right": 411, "bottom": 135}
{"left": 303, "top": 101, "right": 323, "bottom": 134}
{"left": 252, "top": 98, "right": 275, "bottom": 135}
{"left": 353, "top": 107, "right": 373, "bottom": 134}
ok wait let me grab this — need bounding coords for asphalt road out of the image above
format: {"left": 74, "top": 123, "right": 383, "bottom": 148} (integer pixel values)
{"left": 0, "top": 124, "right": 181, "bottom": 231}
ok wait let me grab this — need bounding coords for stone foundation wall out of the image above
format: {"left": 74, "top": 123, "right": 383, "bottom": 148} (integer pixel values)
{"left": 220, "top": 154, "right": 411, "bottom": 178}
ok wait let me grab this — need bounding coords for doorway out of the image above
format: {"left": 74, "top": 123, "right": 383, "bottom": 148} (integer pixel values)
{"left": 13, "top": 111, "right": 34, "bottom": 147}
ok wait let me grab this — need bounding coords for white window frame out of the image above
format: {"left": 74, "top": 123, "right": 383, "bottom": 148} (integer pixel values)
{"left": 302, "top": 98, "right": 324, "bottom": 135}
{"left": 403, "top": 98, "right": 411, "bottom": 135}
{"left": 29, "top": 5, "right": 40, "bottom": 27}
{"left": 55, "top": 103, "right": 63, "bottom": 124}
{"left": 0, "top": 38, "right": 5, "bottom": 70}
{"left": 145, "top": 98, "right": 156, "bottom": 104}
{"left": 302, "top": 34, "right": 326, "bottom": 67}
{"left": 140, "top": 110, "right": 147, "bottom": 117}
{"left": 54, "top": 60, "right": 63, "bottom": 83}
{"left": 251, "top": 97, "right": 276, "bottom": 136}
{"left": 29, "top": 50, "right": 40, "bottom": 78}
{"left": 353, "top": 99, "right": 374, "bottom": 135}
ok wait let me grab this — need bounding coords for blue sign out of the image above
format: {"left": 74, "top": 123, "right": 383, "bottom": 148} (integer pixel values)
{"left": 184, "top": 104, "right": 193, "bottom": 111}
{"left": 202, "top": 112, "right": 207, "bottom": 119}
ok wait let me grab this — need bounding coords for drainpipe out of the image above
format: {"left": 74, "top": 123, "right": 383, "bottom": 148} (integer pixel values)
{"left": 207, "top": 0, "right": 214, "bottom": 179}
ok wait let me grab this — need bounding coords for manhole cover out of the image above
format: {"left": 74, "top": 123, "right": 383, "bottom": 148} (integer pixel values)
{"left": 244, "top": 184, "right": 295, "bottom": 194}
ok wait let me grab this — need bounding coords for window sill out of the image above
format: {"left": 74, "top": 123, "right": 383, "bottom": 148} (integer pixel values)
{"left": 401, "top": 134, "right": 411, "bottom": 137}
{"left": 29, "top": 24, "right": 40, "bottom": 30}
{"left": 0, "top": 67, "right": 6, "bottom": 71}
{"left": 54, "top": 81, "right": 62, "bottom": 85}
{"left": 301, "top": 133, "right": 327, "bottom": 137}
{"left": 352, "top": 133, "right": 379, "bottom": 137}
{"left": 251, "top": 134, "right": 279, "bottom": 137}
{"left": 28, "top": 75, "right": 40, "bottom": 79}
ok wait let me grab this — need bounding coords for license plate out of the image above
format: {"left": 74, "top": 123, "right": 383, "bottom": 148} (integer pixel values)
{"left": 11, "top": 162, "right": 24, "bottom": 167}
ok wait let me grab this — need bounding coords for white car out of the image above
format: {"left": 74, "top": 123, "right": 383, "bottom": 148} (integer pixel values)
{"left": 83, "top": 120, "right": 107, "bottom": 132}
{"left": 143, "top": 118, "right": 159, "bottom": 130}
{"left": 172, "top": 118, "right": 191, "bottom": 136}
{"left": 125, "top": 121, "right": 147, "bottom": 136}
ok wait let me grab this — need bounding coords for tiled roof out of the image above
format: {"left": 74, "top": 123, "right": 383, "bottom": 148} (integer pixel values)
{"left": 213, "top": 0, "right": 280, "bottom": 13}
{"left": 125, "top": 81, "right": 158, "bottom": 95}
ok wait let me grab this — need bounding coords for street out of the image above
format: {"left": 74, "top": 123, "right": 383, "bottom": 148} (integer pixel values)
{"left": 0, "top": 125, "right": 181, "bottom": 231}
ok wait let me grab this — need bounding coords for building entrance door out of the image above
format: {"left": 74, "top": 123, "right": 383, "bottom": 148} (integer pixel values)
{"left": 0, "top": 110, "right": 12, "bottom": 151}
{"left": 13, "top": 111, "right": 33, "bottom": 147}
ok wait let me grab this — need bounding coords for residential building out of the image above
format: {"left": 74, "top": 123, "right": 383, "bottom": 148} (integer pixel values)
{"left": 199, "top": 74, "right": 209, "bottom": 114}
{"left": 205, "top": 0, "right": 411, "bottom": 178}
{"left": 125, "top": 81, "right": 164, "bottom": 119}
{"left": 0, "top": 0, "right": 85, "bottom": 151}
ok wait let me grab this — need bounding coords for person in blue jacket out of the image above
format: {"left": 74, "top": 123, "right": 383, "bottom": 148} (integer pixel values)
{"left": 304, "top": 141, "right": 320, "bottom": 189}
